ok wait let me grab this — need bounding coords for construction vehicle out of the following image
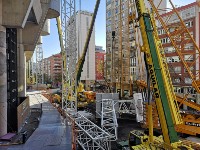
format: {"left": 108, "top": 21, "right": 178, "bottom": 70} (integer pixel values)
{"left": 128, "top": 0, "right": 193, "bottom": 149}
{"left": 134, "top": 0, "right": 200, "bottom": 137}
{"left": 77, "top": 82, "right": 96, "bottom": 108}
{"left": 51, "top": 82, "right": 96, "bottom": 108}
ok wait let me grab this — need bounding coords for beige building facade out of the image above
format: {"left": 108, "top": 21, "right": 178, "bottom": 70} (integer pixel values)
{"left": 0, "top": 0, "right": 60, "bottom": 136}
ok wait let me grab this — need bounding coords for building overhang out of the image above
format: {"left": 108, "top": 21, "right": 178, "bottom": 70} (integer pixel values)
{"left": 2, "top": 0, "right": 42, "bottom": 28}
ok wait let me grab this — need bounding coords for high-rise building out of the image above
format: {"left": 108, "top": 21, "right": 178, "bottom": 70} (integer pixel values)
{"left": 106, "top": 0, "right": 167, "bottom": 96}
{"left": 95, "top": 46, "right": 106, "bottom": 81}
{"left": 76, "top": 10, "right": 95, "bottom": 89}
{"left": 48, "top": 53, "right": 62, "bottom": 85}
{"left": 42, "top": 58, "right": 51, "bottom": 83}
{"left": 158, "top": 2, "right": 200, "bottom": 98}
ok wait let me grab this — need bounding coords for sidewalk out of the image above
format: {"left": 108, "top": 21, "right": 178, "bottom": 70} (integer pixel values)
{"left": 0, "top": 92, "right": 72, "bottom": 150}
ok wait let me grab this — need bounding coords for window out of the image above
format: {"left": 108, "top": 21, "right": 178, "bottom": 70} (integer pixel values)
{"left": 115, "top": 16, "right": 118, "bottom": 22}
{"left": 185, "top": 77, "right": 192, "bottom": 84}
{"left": 184, "top": 66, "right": 194, "bottom": 73}
{"left": 165, "top": 47, "right": 175, "bottom": 53}
{"left": 107, "top": 10, "right": 111, "bottom": 18}
{"left": 115, "top": 8, "right": 118, "bottom": 14}
{"left": 106, "top": 26, "right": 111, "bottom": 32}
{"left": 122, "top": 13, "right": 125, "bottom": 18}
{"left": 181, "top": 7, "right": 195, "bottom": 20}
{"left": 158, "top": 29, "right": 165, "bottom": 35}
{"left": 161, "top": 37, "right": 170, "bottom": 44}
{"left": 184, "top": 54, "right": 193, "bottom": 61}
{"left": 169, "top": 27, "right": 175, "bottom": 33}
{"left": 184, "top": 32, "right": 193, "bottom": 39}
{"left": 185, "top": 21, "right": 193, "bottom": 28}
{"left": 130, "top": 57, "right": 136, "bottom": 66}
{"left": 168, "top": 13, "right": 178, "bottom": 23}
{"left": 166, "top": 57, "right": 172, "bottom": 63}
{"left": 107, "top": 0, "right": 111, "bottom": 5}
{"left": 106, "top": 19, "right": 112, "bottom": 26}
{"left": 173, "top": 77, "right": 181, "bottom": 83}
{"left": 115, "top": 0, "right": 118, "bottom": 6}
{"left": 174, "top": 87, "right": 184, "bottom": 93}
{"left": 184, "top": 43, "right": 193, "bottom": 51}
{"left": 171, "top": 56, "right": 180, "bottom": 62}
{"left": 122, "top": 4, "right": 125, "bottom": 10}
{"left": 122, "top": 20, "right": 125, "bottom": 26}
{"left": 174, "top": 66, "right": 181, "bottom": 73}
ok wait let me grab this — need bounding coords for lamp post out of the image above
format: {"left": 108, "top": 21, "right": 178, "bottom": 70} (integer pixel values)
{"left": 111, "top": 31, "right": 115, "bottom": 93}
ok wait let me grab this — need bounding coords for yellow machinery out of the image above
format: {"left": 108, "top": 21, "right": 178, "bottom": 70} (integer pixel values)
{"left": 52, "top": 94, "right": 62, "bottom": 104}
{"left": 51, "top": 82, "right": 96, "bottom": 108}
{"left": 134, "top": 0, "right": 200, "bottom": 137}
{"left": 128, "top": 0, "right": 193, "bottom": 149}
{"left": 137, "top": 79, "right": 200, "bottom": 136}
{"left": 77, "top": 82, "right": 96, "bottom": 108}
{"left": 56, "top": 0, "right": 99, "bottom": 110}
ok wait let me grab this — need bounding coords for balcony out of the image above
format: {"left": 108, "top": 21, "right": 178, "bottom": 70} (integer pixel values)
{"left": 41, "top": 19, "right": 50, "bottom": 36}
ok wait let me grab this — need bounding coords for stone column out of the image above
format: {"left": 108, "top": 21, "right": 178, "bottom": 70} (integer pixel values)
{"left": 0, "top": 25, "right": 7, "bottom": 136}
{"left": 17, "top": 29, "right": 26, "bottom": 97}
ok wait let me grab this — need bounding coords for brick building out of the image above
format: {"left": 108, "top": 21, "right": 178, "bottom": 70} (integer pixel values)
{"left": 95, "top": 46, "right": 106, "bottom": 81}
{"left": 158, "top": 2, "right": 200, "bottom": 98}
{"left": 42, "top": 53, "right": 62, "bottom": 86}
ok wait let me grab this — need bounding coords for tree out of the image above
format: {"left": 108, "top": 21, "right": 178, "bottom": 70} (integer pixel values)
{"left": 54, "top": 73, "right": 62, "bottom": 83}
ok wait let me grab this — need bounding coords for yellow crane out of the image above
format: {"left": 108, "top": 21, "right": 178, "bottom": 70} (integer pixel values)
{"left": 128, "top": 0, "right": 192, "bottom": 149}
{"left": 135, "top": 0, "right": 200, "bottom": 138}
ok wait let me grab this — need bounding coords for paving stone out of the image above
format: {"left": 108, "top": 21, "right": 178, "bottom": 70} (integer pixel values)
{"left": 1, "top": 92, "right": 72, "bottom": 150}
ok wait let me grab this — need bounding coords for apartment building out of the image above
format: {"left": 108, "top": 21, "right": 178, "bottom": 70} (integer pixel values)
{"left": 158, "top": 2, "right": 200, "bottom": 98}
{"left": 42, "top": 58, "right": 51, "bottom": 83}
{"left": 76, "top": 11, "right": 95, "bottom": 89}
{"left": 106, "top": 0, "right": 166, "bottom": 95}
{"left": 48, "top": 53, "right": 62, "bottom": 85}
{"left": 95, "top": 46, "right": 106, "bottom": 81}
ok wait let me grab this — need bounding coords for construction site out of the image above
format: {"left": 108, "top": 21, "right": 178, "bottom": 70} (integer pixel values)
{"left": 2, "top": 0, "right": 200, "bottom": 149}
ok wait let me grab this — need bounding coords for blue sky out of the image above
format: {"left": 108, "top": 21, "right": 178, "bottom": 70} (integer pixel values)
{"left": 172, "top": 0, "right": 195, "bottom": 7}
{"left": 42, "top": 0, "right": 106, "bottom": 58}
{"left": 42, "top": 0, "right": 194, "bottom": 58}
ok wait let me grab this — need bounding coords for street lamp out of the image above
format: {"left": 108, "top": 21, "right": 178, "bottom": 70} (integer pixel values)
{"left": 111, "top": 31, "right": 116, "bottom": 93}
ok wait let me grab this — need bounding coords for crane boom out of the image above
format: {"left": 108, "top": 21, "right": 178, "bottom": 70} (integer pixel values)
{"left": 129, "top": 0, "right": 193, "bottom": 149}
{"left": 76, "top": 0, "right": 100, "bottom": 85}
{"left": 135, "top": 0, "right": 181, "bottom": 144}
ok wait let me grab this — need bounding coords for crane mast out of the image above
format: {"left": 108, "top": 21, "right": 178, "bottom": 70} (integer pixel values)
{"left": 132, "top": 0, "right": 187, "bottom": 148}
{"left": 136, "top": 0, "right": 200, "bottom": 139}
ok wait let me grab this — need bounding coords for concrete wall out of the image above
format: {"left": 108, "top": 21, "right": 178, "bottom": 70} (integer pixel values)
{"left": 0, "top": 0, "right": 60, "bottom": 136}
{"left": 17, "top": 97, "right": 30, "bottom": 131}
{"left": 0, "top": 0, "right": 7, "bottom": 137}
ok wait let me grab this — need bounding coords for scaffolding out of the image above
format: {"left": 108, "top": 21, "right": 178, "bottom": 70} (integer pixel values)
{"left": 61, "top": 0, "right": 77, "bottom": 111}
{"left": 35, "top": 44, "right": 44, "bottom": 85}
{"left": 70, "top": 112, "right": 111, "bottom": 150}
{"left": 27, "top": 57, "right": 35, "bottom": 85}
{"left": 60, "top": 1, "right": 113, "bottom": 149}
{"left": 118, "top": 99, "right": 135, "bottom": 115}
{"left": 101, "top": 99, "right": 118, "bottom": 141}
